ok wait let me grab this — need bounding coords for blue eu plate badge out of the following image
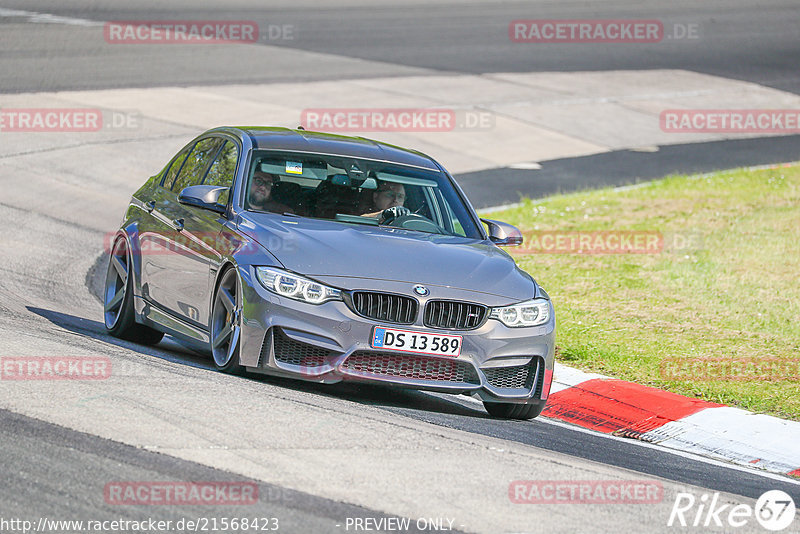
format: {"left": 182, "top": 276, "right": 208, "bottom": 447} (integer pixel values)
{"left": 372, "top": 327, "right": 386, "bottom": 348}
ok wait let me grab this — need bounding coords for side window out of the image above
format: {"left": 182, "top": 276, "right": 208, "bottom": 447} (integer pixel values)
{"left": 203, "top": 140, "right": 239, "bottom": 206}
{"left": 171, "top": 137, "right": 223, "bottom": 193}
{"left": 161, "top": 145, "right": 192, "bottom": 189}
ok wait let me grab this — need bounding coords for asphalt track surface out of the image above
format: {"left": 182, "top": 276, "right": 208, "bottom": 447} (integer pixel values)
{"left": 1, "top": 0, "right": 798, "bottom": 202}
{"left": 1, "top": 0, "right": 799, "bottom": 94}
{"left": 1, "top": 2, "right": 800, "bottom": 533}
{"left": 1, "top": 408, "right": 448, "bottom": 534}
{"left": 462, "top": 134, "right": 800, "bottom": 208}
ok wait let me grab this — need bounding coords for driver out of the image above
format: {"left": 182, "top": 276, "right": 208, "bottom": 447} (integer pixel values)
{"left": 248, "top": 171, "right": 293, "bottom": 214}
{"left": 362, "top": 181, "right": 410, "bottom": 221}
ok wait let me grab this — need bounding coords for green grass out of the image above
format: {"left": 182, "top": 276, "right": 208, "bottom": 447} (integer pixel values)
{"left": 485, "top": 164, "right": 800, "bottom": 420}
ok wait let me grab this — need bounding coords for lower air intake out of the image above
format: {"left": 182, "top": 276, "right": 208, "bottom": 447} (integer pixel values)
{"left": 342, "top": 351, "right": 480, "bottom": 384}
{"left": 268, "top": 328, "right": 331, "bottom": 368}
{"left": 484, "top": 361, "right": 536, "bottom": 389}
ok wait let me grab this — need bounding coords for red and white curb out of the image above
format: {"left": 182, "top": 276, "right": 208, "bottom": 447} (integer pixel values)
{"left": 542, "top": 364, "right": 800, "bottom": 478}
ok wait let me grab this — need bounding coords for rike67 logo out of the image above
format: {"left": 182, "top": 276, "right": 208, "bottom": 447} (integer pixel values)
{"left": 668, "top": 490, "right": 796, "bottom": 531}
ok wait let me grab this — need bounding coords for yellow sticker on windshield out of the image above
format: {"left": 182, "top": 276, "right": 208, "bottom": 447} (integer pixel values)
{"left": 285, "top": 161, "right": 303, "bottom": 174}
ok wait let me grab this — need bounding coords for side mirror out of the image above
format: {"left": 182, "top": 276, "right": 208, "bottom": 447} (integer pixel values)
{"left": 178, "top": 185, "right": 229, "bottom": 214}
{"left": 481, "top": 218, "right": 524, "bottom": 246}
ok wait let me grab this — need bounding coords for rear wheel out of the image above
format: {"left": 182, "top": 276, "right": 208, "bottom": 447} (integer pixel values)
{"left": 483, "top": 401, "right": 545, "bottom": 420}
{"left": 210, "top": 267, "right": 245, "bottom": 374}
{"left": 103, "top": 238, "right": 164, "bottom": 345}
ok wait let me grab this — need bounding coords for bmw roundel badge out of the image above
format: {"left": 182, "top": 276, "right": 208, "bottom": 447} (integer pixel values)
{"left": 413, "top": 285, "right": 429, "bottom": 296}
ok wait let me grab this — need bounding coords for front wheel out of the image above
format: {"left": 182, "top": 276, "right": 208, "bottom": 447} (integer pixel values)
{"left": 103, "top": 237, "right": 164, "bottom": 345}
{"left": 483, "top": 401, "right": 546, "bottom": 420}
{"left": 210, "top": 267, "right": 245, "bottom": 374}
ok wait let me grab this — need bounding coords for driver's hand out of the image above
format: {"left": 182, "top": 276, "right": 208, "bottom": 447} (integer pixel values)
{"left": 381, "top": 206, "right": 410, "bottom": 222}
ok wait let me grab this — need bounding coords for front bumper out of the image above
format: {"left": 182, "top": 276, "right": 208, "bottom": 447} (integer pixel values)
{"left": 238, "top": 266, "right": 556, "bottom": 404}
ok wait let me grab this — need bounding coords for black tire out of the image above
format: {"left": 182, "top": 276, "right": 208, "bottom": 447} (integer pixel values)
{"left": 103, "top": 238, "right": 164, "bottom": 345}
{"left": 483, "top": 401, "right": 546, "bottom": 420}
{"left": 209, "top": 267, "right": 245, "bottom": 374}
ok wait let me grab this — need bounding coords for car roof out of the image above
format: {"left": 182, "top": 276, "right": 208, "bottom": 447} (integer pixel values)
{"left": 210, "top": 126, "right": 441, "bottom": 171}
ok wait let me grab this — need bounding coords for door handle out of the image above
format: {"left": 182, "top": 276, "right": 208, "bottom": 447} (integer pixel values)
{"left": 172, "top": 218, "right": 185, "bottom": 231}
{"left": 145, "top": 200, "right": 156, "bottom": 213}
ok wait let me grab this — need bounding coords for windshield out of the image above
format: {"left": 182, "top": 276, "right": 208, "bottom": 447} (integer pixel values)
{"left": 244, "top": 150, "right": 482, "bottom": 238}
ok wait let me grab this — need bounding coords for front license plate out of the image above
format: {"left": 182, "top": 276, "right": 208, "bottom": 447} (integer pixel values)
{"left": 371, "top": 326, "right": 462, "bottom": 357}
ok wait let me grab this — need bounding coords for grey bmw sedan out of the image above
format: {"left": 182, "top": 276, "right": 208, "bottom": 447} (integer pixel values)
{"left": 104, "top": 127, "right": 555, "bottom": 419}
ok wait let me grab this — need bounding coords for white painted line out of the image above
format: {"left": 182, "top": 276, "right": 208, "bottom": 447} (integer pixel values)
{"left": 455, "top": 391, "right": 800, "bottom": 484}
{"left": 0, "top": 7, "right": 103, "bottom": 27}
{"left": 613, "top": 182, "right": 652, "bottom": 192}
{"left": 537, "top": 415, "right": 800, "bottom": 486}
{"left": 509, "top": 162, "right": 542, "bottom": 170}
{"left": 687, "top": 161, "right": 800, "bottom": 180}
{"left": 0, "top": 8, "right": 34, "bottom": 17}
{"left": 641, "top": 406, "right": 800, "bottom": 474}
{"left": 552, "top": 361, "right": 607, "bottom": 389}
{"left": 474, "top": 160, "right": 800, "bottom": 213}
{"left": 476, "top": 202, "right": 524, "bottom": 214}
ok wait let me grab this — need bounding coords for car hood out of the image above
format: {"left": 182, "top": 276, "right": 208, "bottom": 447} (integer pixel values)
{"left": 239, "top": 214, "right": 536, "bottom": 300}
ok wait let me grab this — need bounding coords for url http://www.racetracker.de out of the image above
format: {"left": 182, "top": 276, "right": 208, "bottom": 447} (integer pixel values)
{"left": 0, "top": 516, "right": 280, "bottom": 533}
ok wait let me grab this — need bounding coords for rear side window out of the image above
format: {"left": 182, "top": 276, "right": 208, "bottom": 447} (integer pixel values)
{"left": 203, "top": 140, "right": 239, "bottom": 206}
{"left": 161, "top": 145, "right": 192, "bottom": 189}
{"left": 171, "top": 137, "right": 224, "bottom": 192}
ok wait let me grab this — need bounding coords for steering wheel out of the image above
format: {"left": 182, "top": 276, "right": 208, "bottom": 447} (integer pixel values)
{"left": 384, "top": 213, "right": 446, "bottom": 234}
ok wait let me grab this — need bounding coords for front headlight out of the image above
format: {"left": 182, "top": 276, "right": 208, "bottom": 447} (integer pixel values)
{"left": 256, "top": 267, "right": 342, "bottom": 305}
{"left": 489, "top": 299, "right": 550, "bottom": 327}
